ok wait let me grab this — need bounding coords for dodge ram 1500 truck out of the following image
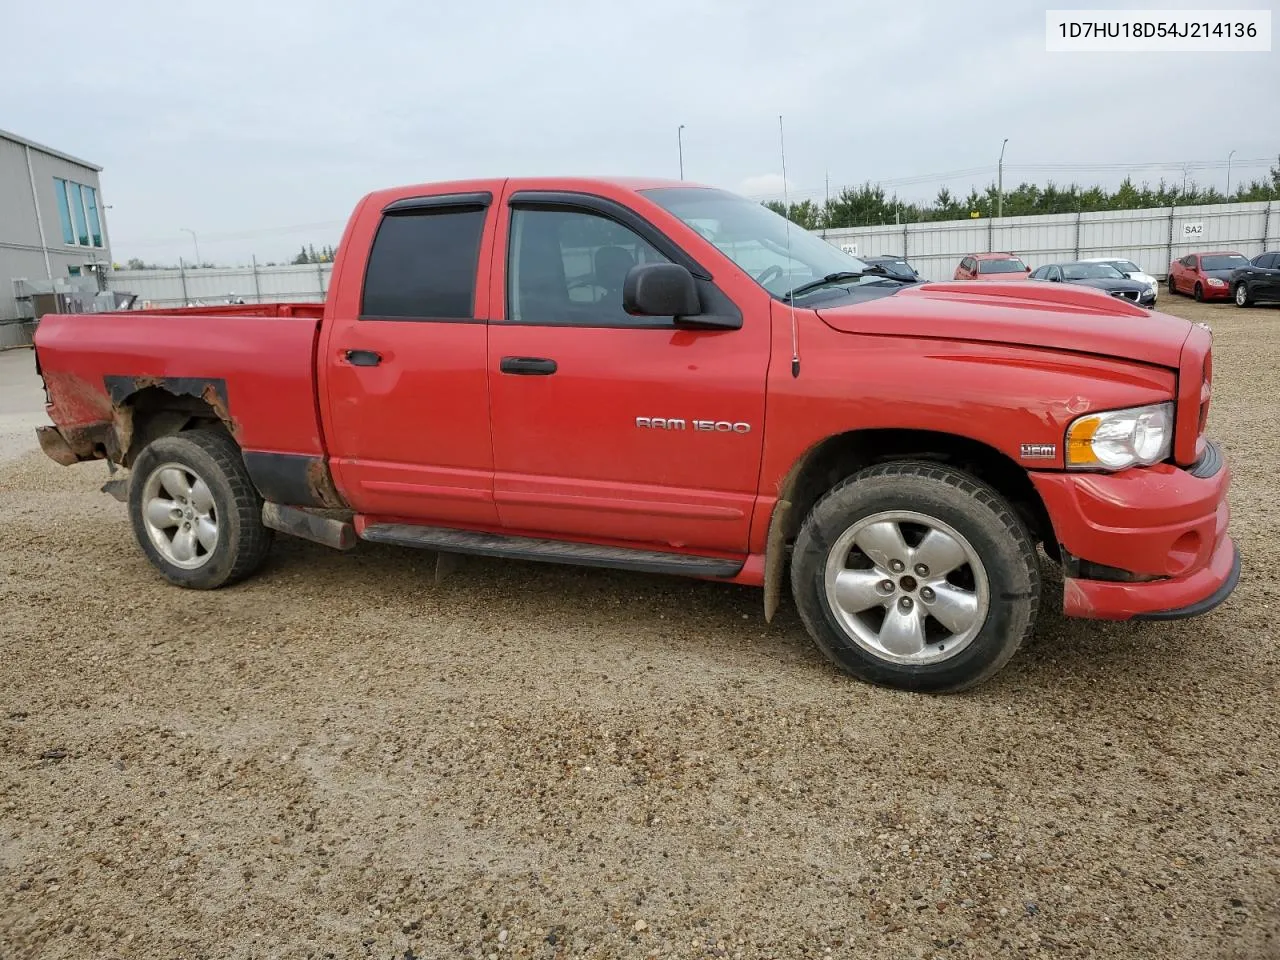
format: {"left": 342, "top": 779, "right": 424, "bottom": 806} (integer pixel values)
{"left": 32, "top": 177, "right": 1239, "bottom": 692}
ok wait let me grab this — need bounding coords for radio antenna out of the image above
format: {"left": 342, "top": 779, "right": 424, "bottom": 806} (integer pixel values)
{"left": 779, "top": 114, "right": 800, "bottom": 378}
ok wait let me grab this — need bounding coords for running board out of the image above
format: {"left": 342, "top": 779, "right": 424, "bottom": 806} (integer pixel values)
{"left": 360, "top": 523, "right": 744, "bottom": 578}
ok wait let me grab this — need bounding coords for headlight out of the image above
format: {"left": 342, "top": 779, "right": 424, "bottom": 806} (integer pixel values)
{"left": 1206, "top": 277, "right": 1226, "bottom": 287}
{"left": 1066, "top": 402, "right": 1173, "bottom": 470}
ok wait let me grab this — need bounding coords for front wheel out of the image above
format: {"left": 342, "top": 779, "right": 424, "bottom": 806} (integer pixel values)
{"left": 1235, "top": 283, "right": 1251, "bottom": 308}
{"left": 790, "top": 461, "right": 1040, "bottom": 693}
{"left": 1169, "top": 274, "right": 1179, "bottom": 295}
{"left": 1193, "top": 282, "right": 1204, "bottom": 302}
{"left": 128, "top": 428, "right": 273, "bottom": 589}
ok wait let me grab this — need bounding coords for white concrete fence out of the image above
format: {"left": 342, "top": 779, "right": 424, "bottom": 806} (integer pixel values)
{"left": 821, "top": 200, "right": 1278, "bottom": 282}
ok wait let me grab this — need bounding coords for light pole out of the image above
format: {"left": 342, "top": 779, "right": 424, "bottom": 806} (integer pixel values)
{"left": 1226, "top": 149, "right": 1236, "bottom": 198}
{"left": 677, "top": 125, "right": 685, "bottom": 180}
{"left": 181, "top": 228, "right": 201, "bottom": 267}
{"left": 997, "top": 138, "right": 1009, "bottom": 218}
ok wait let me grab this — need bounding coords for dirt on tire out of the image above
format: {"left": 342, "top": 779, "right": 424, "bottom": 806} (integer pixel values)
{"left": 1, "top": 296, "right": 1277, "bottom": 959}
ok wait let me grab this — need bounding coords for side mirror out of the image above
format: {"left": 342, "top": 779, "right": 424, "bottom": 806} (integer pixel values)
{"left": 623, "top": 263, "right": 701, "bottom": 318}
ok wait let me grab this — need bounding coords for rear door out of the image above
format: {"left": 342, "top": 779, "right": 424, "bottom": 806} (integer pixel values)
{"left": 320, "top": 188, "right": 500, "bottom": 525}
{"left": 1260, "top": 253, "right": 1280, "bottom": 298}
{"left": 484, "top": 187, "right": 770, "bottom": 553}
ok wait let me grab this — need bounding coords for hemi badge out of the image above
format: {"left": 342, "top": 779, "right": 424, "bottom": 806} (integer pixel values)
{"left": 1020, "top": 443, "right": 1057, "bottom": 460}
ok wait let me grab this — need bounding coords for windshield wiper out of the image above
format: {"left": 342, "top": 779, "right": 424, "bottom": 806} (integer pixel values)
{"left": 781, "top": 272, "right": 866, "bottom": 301}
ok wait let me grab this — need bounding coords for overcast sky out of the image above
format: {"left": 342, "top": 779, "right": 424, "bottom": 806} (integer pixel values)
{"left": 4, "top": 0, "right": 1277, "bottom": 265}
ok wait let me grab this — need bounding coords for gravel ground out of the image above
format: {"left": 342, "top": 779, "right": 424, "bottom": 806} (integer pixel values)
{"left": 1, "top": 298, "right": 1277, "bottom": 960}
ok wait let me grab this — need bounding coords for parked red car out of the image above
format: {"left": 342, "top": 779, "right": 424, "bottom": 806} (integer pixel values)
{"left": 954, "top": 252, "right": 1032, "bottom": 281}
{"left": 1168, "top": 251, "right": 1251, "bottom": 301}
{"left": 31, "top": 177, "right": 1236, "bottom": 693}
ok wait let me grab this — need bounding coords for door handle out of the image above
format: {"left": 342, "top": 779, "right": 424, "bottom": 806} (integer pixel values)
{"left": 345, "top": 349, "right": 382, "bottom": 367}
{"left": 500, "top": 356, "right": 557, "bottom": 375}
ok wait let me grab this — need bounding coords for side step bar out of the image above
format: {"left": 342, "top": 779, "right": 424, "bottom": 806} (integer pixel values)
{"left": 360, "top": 523, "right": 744, "bottom": 578}
{"left": 263, "top": 503, "right": 357, "bottom": 550}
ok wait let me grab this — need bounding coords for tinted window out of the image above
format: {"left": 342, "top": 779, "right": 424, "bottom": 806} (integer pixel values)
{"left": 1048, "top": 266, "right": 1062, "bottom": 281}
{"left": 361, "top": 206, "right": 487, "bottom": 319}
{"left": 507, "top": 207, "right": 670, "bottom": 325}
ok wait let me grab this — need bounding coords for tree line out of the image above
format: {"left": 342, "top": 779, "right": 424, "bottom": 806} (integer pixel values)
{"left": 765, "top": 156, "right": 1280, "bottom": 230}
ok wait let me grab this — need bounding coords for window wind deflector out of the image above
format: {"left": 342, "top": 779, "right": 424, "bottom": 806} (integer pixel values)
{"left": 382, "top": 191, "right": 493, "bottom": 214}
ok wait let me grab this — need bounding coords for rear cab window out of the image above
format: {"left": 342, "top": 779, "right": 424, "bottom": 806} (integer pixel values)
{"left": 361, "top": 199, "right": 489, "bottom": 319}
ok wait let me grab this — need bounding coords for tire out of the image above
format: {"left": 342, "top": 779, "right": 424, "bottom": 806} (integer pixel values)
{"left": 1235, "top": 283, "right": 1251, "bottom": 308}
{"left": 1193, "top": 282, "right": 1204, "bottom": 302}
{"left": 1169, "top": 274, "right": 1179, "bottom": 295}
{"left": 790, "top": 461, "right": 1040, "bottom": 693}
{"left": 128, "top": 428, "right": 272, "bottom": 589}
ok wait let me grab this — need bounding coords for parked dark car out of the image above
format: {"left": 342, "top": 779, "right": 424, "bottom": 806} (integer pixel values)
{"left": 861, "top": 255, "right": 922, "bottom": 282}
{"left": 1029, "top": 261, "right": 1155, "bottom": 306}
{"left": 1228, "top": 251, "right": 1280, "bottom": 307}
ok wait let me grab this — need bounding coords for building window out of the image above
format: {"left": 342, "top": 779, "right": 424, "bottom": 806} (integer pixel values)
{"left": 53, "top": 179, "right": 75, "bottom": 244}
{"left": 53, "top": 177, "right": 104, "bottom": 248}
{"left": 85, "top": 186, "right": 102, "bottom": 247}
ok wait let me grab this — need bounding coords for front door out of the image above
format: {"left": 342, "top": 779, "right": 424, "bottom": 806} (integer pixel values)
{"left": 320, "top": 190, "right": 500, "bottom": 526}
{"left": 485, "top": 192, "right": 770, "bottom": 554}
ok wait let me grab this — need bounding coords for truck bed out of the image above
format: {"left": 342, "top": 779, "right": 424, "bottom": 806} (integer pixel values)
{"left": 33, "top": 303, "right": 328, "bottom": 465}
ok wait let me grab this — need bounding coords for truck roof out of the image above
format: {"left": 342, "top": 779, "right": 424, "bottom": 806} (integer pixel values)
{"left": 360, "top": 176, "right": 712, "bottom": 208}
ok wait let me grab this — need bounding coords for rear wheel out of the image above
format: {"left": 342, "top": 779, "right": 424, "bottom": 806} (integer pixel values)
{"left": 1235, "top": 282, "right": 1251, "bottom": 307}
{"left": 790, "top": 461, "right": 1040, "bottom": 693}
{"left": 128, "top": 428, "right": 272, "bottom": 589}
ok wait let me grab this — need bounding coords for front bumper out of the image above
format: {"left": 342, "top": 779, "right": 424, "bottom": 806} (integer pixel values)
{"left": 1200, "top": 281, "right": 1232, "bottom": 300}
{"left": 1030, "top": 441, "right": 1238, "bottom": 620}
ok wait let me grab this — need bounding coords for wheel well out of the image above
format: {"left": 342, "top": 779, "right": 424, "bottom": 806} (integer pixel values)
{"left": 778, "top": 429, "right": 1056, "bottom": 554}
{"left": 120, "top": 387, "right": 231, "bottom": 467}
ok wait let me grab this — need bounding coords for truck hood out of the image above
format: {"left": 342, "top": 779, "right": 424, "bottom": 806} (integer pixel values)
{"left": 816, "top": 280, "right": 1193, "bottom": 368}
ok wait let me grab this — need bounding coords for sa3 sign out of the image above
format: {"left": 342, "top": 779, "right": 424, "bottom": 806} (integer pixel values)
{"left": 1181, "top": 222, "right": 1204, "bottom": 240}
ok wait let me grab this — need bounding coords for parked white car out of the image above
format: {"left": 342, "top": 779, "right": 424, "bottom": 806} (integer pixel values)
{"left": 1080, "top": 258, "right": 1158, "bottom": 304}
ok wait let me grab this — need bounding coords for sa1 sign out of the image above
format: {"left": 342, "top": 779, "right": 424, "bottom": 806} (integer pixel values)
{"left": 1181, "top": 222, "right": 1204, "bottom": 239}
{"left": 840, "top": 242, "right": 858, "bottom": 257}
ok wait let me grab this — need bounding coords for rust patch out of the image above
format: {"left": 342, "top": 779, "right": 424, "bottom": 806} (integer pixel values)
{"left": 305, "top": 458, "right": 348, "bottom": 509}
{"left": 199, "top": 383, "right": 240, "bottom": 438}
{"left": 37, "top": 421, "right": 120, "bottom": 465}
{"left": 36, "top": 426, "right": 80, "bottom": 466}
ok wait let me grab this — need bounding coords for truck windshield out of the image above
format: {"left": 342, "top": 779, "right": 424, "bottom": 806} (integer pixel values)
{"left": 641, "top": 187, "right": 890, "bottom": 300}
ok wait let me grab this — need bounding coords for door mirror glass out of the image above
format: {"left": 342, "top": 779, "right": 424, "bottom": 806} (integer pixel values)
{"left": 623, "top": 263, "right": 700, "bottom": 317}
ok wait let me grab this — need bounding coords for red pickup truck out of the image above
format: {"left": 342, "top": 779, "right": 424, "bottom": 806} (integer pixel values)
{"left": 32, "top": 177, "right": 1238, "bottom": 693}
